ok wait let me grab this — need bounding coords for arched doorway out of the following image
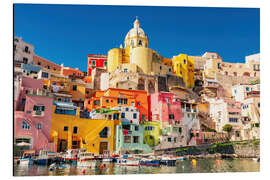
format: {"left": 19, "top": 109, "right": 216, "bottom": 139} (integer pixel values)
{"left": 137, "top": 78, "right": 145, "bottom": 90}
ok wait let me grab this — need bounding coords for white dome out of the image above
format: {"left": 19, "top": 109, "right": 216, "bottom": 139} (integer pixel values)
{"left": 124, "top": 18, "right": 147, "bottom": 41}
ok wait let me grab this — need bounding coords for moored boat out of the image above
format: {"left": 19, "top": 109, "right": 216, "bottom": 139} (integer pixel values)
{"left": 140, "top": 158, "right": 160, "bottom": 166}
{"left": 18, "top": 150, "right": 35, "bottom": 166}
{"left": 36, "top": 150, "right": 57, "bottom": 165}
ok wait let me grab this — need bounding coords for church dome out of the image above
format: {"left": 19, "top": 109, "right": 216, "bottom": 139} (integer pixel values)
{"left": 124, "top": 18, "right": 149, "bottom": 48}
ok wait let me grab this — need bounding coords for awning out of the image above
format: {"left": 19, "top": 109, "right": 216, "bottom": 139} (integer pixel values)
{"left": 205, "top": 78, "right": 218, "bottom": 83}
{"left": 53, "top": 101, "right": 77, "bottom": 109}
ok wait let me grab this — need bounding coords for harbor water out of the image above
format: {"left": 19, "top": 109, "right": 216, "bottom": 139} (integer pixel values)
{"left": 14, "top": 158, "right": 259, "bottom": 176}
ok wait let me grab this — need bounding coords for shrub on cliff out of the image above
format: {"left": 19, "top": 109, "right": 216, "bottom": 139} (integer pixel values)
{"left": 222, "top": 124, "right": 232, "bottom": 133}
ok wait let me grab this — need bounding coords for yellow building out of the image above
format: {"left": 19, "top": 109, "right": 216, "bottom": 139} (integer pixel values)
{"left": 108, "top": 18, "right": 168, "bottom": 76}
{"left": 50, "top": 104, "right": 118, "bottom": 155}
{"left": 172, "top": 54, "right": 195, "bottom": 88}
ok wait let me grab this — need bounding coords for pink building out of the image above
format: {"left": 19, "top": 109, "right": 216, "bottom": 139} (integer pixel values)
{"left": 150, "top": 92, "right": 182, "bottom": 126}
{"left": 14, "top": 77, "right": 55, "bottom": 155}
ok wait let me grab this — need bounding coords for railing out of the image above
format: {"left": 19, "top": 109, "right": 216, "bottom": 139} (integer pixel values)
{"left": 32, "top": 111, "right": 44, "bottom": 117}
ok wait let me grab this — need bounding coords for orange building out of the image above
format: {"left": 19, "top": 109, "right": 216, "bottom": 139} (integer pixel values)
{"left": 84, "top": 88, "right": 149, "bottom": 121}
{"left": 33, "top": 55, "right": 61, "bottom": 74}
{"left": 61, "top": 65, "right": 84, "bottom": 77}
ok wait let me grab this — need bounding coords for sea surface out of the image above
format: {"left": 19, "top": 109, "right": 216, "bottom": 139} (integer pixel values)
{"left": 14, "top": 158, "right": 259, "bottom": 176}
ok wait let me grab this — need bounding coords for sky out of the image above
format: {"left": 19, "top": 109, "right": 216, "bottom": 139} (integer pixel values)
{"left": 14, "top": 4, "right": 260, "bottom": 72}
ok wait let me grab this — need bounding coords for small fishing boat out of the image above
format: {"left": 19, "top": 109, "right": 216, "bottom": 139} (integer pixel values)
{"left": 140, "top": 158, "right": 160, "bottom": 166}
{"left": 176, "top": 156, "right": 186, "bottom": 161}
{"left": 62, "top": 149, "right": 79, "bottom": 163}
{"left": 116, "top": 155, "right": 140, "bottom": 166}
{"left": 102, "top": 150, "right": 113, "bottom": 162}
{"left": 49, "top": 163, "right": 66, "bottom": 171}
{"left": 18, "top": 150, "right": 35, "bottom": 166}
{"left": 77, "top": 152, "right": 96, "bottom": 168}
{"left": 160, "top": 156, "right": 177, "bottom": 166}
{"left": 36, "top": 150, "right": 57, "bottom": 165}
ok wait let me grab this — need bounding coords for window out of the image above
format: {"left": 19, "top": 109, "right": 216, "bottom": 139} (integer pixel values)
{"left": 174, "top": 137, "right": 177, "bottom": 143}
{"left": 25, "top": 90, "right": 30, "bottom": 94}
{"left": 131, "top": 40, "right": 134, "bottom": 46}
{"left": 122, "top": 125, "right": 130, "bottom": 130}
{"left": 117, "top": 98, "right": 123, "bottom": 104}
{"left": 104, "top": 61, "right": 107, "bottom": 67}
{"left": 38, "top": 62, "right": 41, "bottom": 65}
{"left": 183, "top": 59, "right": 186, "bottom": 64}
{"left": 124, "top": 68, "right": 128, "bottom": 72}
{"left": 234, "top": 89, "right": 237, "bottom": 94}
{"left": 99, "top": 127, "right": 109, "bottom": 138}
{"left": 113, "top": 113, "right": 119, "bottom": 120}
{"left": 229, "top": 118, "right": 238, "bottom": 123}
{"left": 196, "top": 133, "right": 199, "bottom": 137}
{"left": 41, "top": 72, "right": 49, "bottom": 78}
{"left": 125, "top": 107, "right": 129, "bottom": 111}
{"left": 145, "top": 126, "right": 153, "bottom": 131}
{"left": 142, "top": 115, "right": 146, "bottom": 120}
{"left": 178, "top": 127, "right": 182, "bottom": 134}
{"left": 73, "top": 126, "right": 78, "bottom": 134}
{"left": 124, "top": 136, "right": 131, "bottom": 143}
{"left": 134, "top": 125, "right": 139, "bottom": 131}
{"left": 258, "top": 103, "right": 260, "bottom": 108}
{"left": 94, "top": 100, "right": 100, "bottom": 105}
{"left": 138, "top": 40, "right": 142, "bottom": 46}
{"left": 133, "top": 136, "right": 139, "bottom": 143}
{"left": 160, "top": 66, "right": 162, "bottom": 70}
{"left": 22, "top": 120, "right": 30, "bottom": 130}
{"left": 168, "top": 137, "right": 171, "bottom": 142}
{"left": 33, "top": 105, "right": 45, "bottom": 111}
{"left": 46, "top": 65, "right": 50, "bottom": 69}
{"left": 72, "top": 85, "right": 77, "bottom": 91}
{"left": 169, "top": 68, "right": 171, "bottom": 72}
{"left": 64, "top": 98, "right": 70, "bottom": 102}
{"left": 121, "top": 113, "right": 125, "bottom": 118}
{"left": 106, "top": 99, "right": 109, "bottom": 103}
{"left": 64, "top": 126, "right": 68, "bottom": 131}
{"left": 246, "top": 87, "right": 250, "bottom": 92}
{"left": 133, "top": 113, "right": 137, "bottom": 119}
{"left": 25, "top": 46, "right": 29, "bottom": 52}
{"left": 92, "top": 60, "right": 96, "bottom": 66}
{"left": 23, "top": 57, "right": 28, "bottom": 64}
{"left": 124, "top": 99, "right": 128, "bottom": 104}
{"left": 137, "top": 102, "right": 141, "bottom": 106}
{"left": 169, "top": 114, "right": 174, "bottom": 119}
{"left": 57, "top": 98, "right": 62, "bottom": 102}
{"left": 36, "top": 123, "right": 42, "bottom": 130}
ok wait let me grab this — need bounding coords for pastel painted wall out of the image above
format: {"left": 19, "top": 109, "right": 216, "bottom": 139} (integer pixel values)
{"left": 51, "top": 105, "right": 115, "bottom": 155}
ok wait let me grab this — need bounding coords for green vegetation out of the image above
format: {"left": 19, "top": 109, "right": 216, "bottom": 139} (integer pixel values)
{"left": 176, "top": 147, "right": 188, "bottom": 153}
{"left": 222, "top": 124, "right": 233, "bottom": 133}
{"left": 251, "top": 79, "right": 260, "bottom": 85}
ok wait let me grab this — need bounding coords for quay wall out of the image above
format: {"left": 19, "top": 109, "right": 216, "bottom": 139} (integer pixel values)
{"left": 154, "top": 141, "right": 260, "bottom": 158}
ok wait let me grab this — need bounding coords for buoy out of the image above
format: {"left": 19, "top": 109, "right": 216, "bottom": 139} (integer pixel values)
{"left": 81, "top": 169, "right": 85, "bottom": 174}
{"left": 216, "top": 159, "right": 220, "bottom": 165}
{"left": 100, "top": 164, "right": 103, "bottom": 170}
{"left": 103, "top": 164, "right": 106, "bottom": 167}
{"left": 192, "top": 159, "right": 197, "bottom": 165}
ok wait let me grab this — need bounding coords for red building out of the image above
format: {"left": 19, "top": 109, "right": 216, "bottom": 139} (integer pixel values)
{"left": 87, "top": 55, "right": 107, "bottom": 76}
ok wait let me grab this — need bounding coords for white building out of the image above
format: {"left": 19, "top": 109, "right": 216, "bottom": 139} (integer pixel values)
{"left": 14, "top": 36, "right": 34, "bottom": 68}
{"left": 111, "top": 106, "right": 140, "bottom": 124}
{"left": 232, "top": 83, "right": 260, "bottom": 102}
{"left": 100, "top": 72, "right": 109, "bottom": 90}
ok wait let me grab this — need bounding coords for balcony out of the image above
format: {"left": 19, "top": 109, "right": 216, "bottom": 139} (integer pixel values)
{"left": 32, "top": 111, "right": 44, "bottom": 117}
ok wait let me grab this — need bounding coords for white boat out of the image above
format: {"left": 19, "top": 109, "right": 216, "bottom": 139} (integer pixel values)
{"left": 77, "top": 152, "right": 97, "bottom": 168}
{"left": 18, "top": 150, "right": 35, "bottom": 166}
{"left": 36, "top": 150, "right": 57, "bottom": 165}
{"left": 116, "top": 155, "right": 140, "bottom": 166}
{"left": 63, "top": 149, "right": 79, "bottom": 162}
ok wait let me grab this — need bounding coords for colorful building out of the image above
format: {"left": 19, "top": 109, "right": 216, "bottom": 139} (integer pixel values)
{"left": 171, "top": 54, "right": 195, "bottom": 88}
{"left": 50, "top": 103, "right": 117, "bottom": 154}
{"left": 142, "top": 121, "right": 161, "bottom": 147}
{"left": 14, "top": 77, "right": 54, "bottom": 155}
{"left": 33, "top": 55, "right": 61, "bottom": 74}
{"left": 150, "top": 92, "right": 182, "bottom": 126}
{"left": 85, "top": 88, "right": 149, "bottom": 122}
{"left": 87, "top": 54, "right": 107, "bottom": 76}
{"left": 61, "top": 64, "right": 84, "bottom": 77}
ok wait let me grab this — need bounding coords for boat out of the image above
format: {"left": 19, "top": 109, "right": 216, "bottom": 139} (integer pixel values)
{"left": 49, "top": 163, "right": 66, "bottom": 171}
{"left": 252, "top": 157, "right": 260, "bottom": 162}
{"left": 18, "top": 150, "right": 35, "bottom": 166}
{"left": 102, "top": 150, "right": 113, "bottom": 162}
{"left": 62, "top": 149, "right": 79, "bottom": 163}
{"left": 77, "top": 152, "right": 97, "bottom": 168}
{"left": 36, "top": 150, "right": 57, "bottom": 165}
{"left": 176, "top": 156, "right": 186, "bottom": 161}
{"left": 115, "top": 155, "right": 140, "bottom": 166}
{"left": 140, "top": 158, "right": 160, "bottom": 166}
{"left": 160, "top": 156, "right": 177, "bottom": 166}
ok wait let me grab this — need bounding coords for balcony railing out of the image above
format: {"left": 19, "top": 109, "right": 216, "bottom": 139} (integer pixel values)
{"left": 32, "top": 111, "right": 44, "bottom": 117}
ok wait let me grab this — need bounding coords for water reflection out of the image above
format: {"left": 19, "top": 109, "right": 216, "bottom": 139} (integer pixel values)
{"left": 14, "top": 158, "right": 259, "bottom": 176}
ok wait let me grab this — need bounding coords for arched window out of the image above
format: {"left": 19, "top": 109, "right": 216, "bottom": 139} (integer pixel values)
{"left": 233, "top": 72, "right": 237, "bottom": 76}
{"left": 254, "top": 72, "right": 256, "bottom": 77}
{"left": 138, "top": 40, "right": 142, "bottom": 46}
